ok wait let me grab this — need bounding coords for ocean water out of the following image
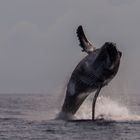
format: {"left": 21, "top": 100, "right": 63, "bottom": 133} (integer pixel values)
{"left": 0, "top": 93, "right": 140, "bottom": 140}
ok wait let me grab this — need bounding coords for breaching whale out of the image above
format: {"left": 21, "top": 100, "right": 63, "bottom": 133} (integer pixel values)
{"left": 59, "top": 25, "right": 122, "bottom": 120}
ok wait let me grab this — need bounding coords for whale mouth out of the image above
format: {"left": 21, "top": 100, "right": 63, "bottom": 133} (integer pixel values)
{"left": 106, "top": 42, "right": 117, "bottom": 55}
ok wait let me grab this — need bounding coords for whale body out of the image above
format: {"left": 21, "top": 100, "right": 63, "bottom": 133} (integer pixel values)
{"left": 59, "top": 26, "right": 122, "bottom": 120}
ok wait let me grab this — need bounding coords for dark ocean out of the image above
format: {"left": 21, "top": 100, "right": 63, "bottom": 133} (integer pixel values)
{"left": 0, "top": 93, "right": 140, "bottom": 140}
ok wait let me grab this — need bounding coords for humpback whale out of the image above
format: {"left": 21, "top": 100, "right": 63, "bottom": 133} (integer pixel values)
{"left": 59, "top": 25, "right": 122, "bottom": 120}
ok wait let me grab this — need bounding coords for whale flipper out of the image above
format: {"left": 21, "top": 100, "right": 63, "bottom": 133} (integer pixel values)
{"left": 76, "top": 25, "right": 96, "bottom": 53}
{"left": 92, "top": 86, "right": 102, "bottom": 120}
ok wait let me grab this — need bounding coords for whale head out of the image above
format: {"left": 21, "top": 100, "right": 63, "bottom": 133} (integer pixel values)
{"left": 96, "top": 42, "right": 122, "bottom": 85}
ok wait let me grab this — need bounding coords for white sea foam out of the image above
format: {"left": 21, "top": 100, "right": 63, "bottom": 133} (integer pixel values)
{"left": 76, "top": 96, "right": 140, "bottom": 121}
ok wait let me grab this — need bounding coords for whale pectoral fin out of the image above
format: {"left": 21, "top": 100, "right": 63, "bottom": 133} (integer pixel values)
{"left": 92, "top": 86, "right": 102, "bottom": 120}
{"left": 76, "top": 25, "right": 96, "bottom": 54}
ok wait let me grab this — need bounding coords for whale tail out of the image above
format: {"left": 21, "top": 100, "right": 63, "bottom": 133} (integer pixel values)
{"left": 76, "top": 25, "right": 96, "bottom": 53}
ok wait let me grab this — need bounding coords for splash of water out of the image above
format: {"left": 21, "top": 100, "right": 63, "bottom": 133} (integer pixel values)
{"left": 76, "top": 95, "right": 140, "bottom": 121}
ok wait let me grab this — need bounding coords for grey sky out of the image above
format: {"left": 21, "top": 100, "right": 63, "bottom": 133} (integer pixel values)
{"left": 0, "top": 0, "right": 140, "bottom": 94}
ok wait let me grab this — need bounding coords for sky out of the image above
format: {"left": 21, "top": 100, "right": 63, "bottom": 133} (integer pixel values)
{"left": 0, "top": 0, "right": 140, "bottom": 94}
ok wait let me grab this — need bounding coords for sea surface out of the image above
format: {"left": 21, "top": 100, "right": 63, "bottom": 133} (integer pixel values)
{"left": 0, "top": 93, "right": 140, "bottom": 140}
